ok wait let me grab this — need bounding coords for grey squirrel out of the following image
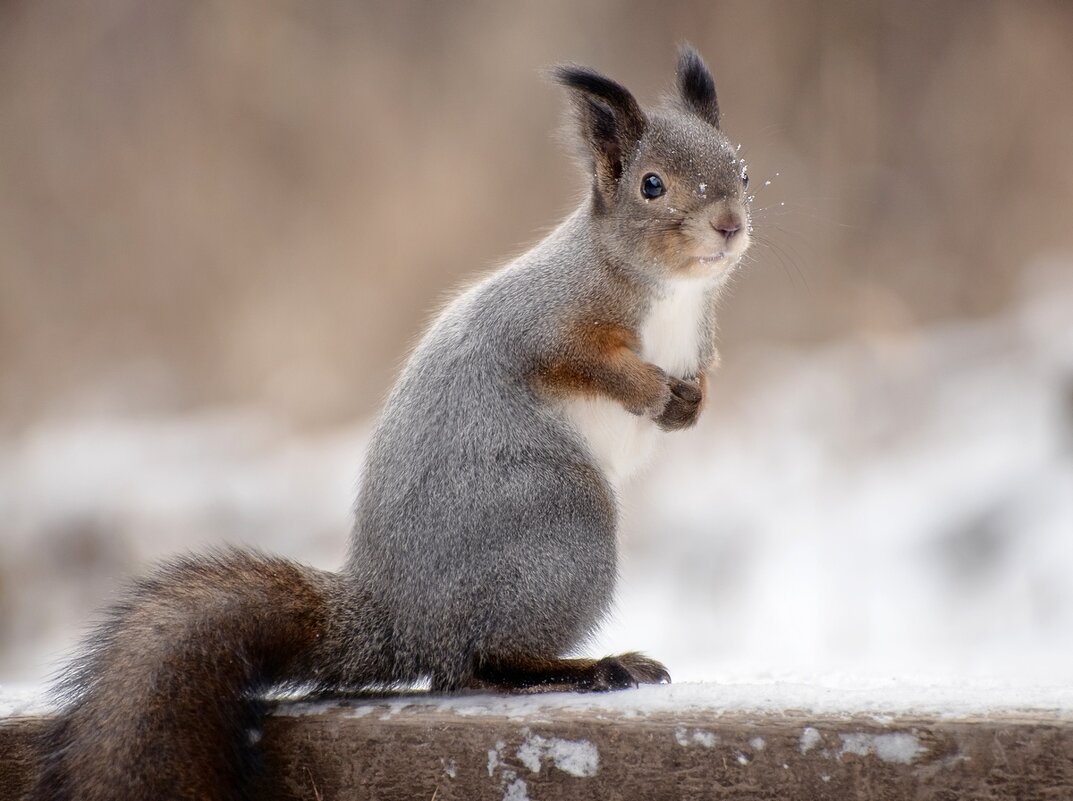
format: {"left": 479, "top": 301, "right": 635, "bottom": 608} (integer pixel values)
{"left": 31, "top": 45, "right": 751, "bottom": 801}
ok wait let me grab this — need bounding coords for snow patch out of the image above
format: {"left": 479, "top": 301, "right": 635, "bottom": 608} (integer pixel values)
{"left": 502, "top": 777, "right": 529, "bottom": 801}
{"left": 799, "top": 727, "right": 823, "bottom": 754}
{"left": 675, "top": 725, "right": 718, "bottom": 747}
{"left": 839, "top": 732, "right": 925, "bottom": 764}
{"left": 488, "top": 741, "right": 505, "bottom": 777}
{"left": 516, "top": 733, "right": 598, "bottom": 777}
{"left": 267, "top": 678, "right": 1073, "bottom": 722}
{"left": 0, "top": 685, "right": 50, "bottom": 718}
{"left": 279, "top": 700, "right": 374, "bottom": 719}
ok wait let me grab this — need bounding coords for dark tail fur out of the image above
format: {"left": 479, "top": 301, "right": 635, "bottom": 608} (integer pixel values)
{"left": 31, "top": 549, "right": 343, "bottom": 801}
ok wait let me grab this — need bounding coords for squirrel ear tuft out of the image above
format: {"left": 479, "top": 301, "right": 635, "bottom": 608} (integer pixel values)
{"left": 676, "top": 44, "right": 720, "bottom": 129}
{"left": 552, "top": 64, "right": 647, "bottom": 197}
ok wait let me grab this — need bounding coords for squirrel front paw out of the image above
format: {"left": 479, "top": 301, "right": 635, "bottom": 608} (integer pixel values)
{"left": 624, "top": 363, "right": 674, "bottom": 418}
{"left": 655, "top": 376, "right": 703, "bottom": 431}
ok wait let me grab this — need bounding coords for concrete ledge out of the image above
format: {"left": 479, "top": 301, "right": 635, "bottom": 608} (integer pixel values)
{"left": 4, "top": 687, "right": 1073, "bottom": 800}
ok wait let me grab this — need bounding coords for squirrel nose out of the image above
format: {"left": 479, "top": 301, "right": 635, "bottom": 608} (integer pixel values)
{"left": 712, "top": 213, "right": 742, "bottom": 242}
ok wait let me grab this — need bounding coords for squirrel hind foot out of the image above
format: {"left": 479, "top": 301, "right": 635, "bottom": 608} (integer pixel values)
{"left": 592, "top": 652, "right": 672, "bottom": 690}
{"left": 462, "top": 652, "right": 671, "bottom": 694}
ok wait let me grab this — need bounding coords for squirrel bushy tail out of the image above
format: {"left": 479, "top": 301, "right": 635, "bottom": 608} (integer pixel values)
{"left": 31, "top": 550, "right": 366, "bottom": 801}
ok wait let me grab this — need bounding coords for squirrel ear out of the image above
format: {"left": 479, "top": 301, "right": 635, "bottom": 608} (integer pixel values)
{"left": 676, "top": 44, "right": 720, "bottom": 129}
{"left": 553, "top": 65, "right": 647, "bottom": 197}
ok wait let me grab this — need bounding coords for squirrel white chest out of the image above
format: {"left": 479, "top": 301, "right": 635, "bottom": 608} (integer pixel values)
{"left": 563, "top": 278, "right": 712, "bottom": 487}
{"left": 637, "top": 278, "right": 711, "bottom": 376}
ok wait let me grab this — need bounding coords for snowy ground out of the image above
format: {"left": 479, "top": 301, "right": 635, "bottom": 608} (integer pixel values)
{"left": 1, "top": 261, "right": 1071, "bottom": 707}
{"left": 273, "top": 680, "right": 1073, "bottom": 720}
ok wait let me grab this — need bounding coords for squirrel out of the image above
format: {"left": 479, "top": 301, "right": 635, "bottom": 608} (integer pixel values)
{"left": 30, "top": 45, "right": 751, "bottom": 801}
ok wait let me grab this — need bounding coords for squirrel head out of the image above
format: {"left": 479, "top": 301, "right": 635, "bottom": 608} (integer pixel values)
{"left": 555, "top": 45, "right": 750, "bottom": 281}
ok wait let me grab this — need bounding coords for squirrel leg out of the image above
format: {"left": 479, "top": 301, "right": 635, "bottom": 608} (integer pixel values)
{"left": 467, "top": 652, "right": 670, "bottom": 693}
{"left": 536, "top": 321, "right": 672, "bottom": 419}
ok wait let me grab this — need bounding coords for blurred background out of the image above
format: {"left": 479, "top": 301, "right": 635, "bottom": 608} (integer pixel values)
{"left": 2, "top": 0, "right": 1072, "bottom": 688}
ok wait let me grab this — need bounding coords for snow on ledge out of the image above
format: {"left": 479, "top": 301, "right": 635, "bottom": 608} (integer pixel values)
{"left": 0, "top": 684, "right": 52, "bottom": 719}
{"left": 273, "top": 679, "right": 1073, "bottom": 722}
{"left": 7, "top": 679, "right": 1073, "bottom": 722}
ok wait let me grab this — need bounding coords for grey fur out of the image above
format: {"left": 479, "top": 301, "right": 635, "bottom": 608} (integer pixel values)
{"left": 347, "top": 62, "right": 751, "bottom": 691}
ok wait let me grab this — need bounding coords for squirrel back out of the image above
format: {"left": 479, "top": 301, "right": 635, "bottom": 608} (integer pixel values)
{"left": 31, "top": 45, "right": 750, "bottom": 801}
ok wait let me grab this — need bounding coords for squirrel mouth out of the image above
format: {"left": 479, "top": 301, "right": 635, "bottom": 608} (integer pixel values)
{"left": 697, "top": 251, "right": 728, "bottom": 264}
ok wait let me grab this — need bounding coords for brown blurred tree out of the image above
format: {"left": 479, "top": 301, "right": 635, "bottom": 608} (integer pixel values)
{"left": 2, "top": 0, "right": 1072, "bottom": 429}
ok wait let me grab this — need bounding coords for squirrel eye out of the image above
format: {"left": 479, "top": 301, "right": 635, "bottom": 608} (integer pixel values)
{"left": 641, "top": 173, "right": 665, "bottom": 200}
{"left": 741, "top": 170, "right": 749, "bottom": 189}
